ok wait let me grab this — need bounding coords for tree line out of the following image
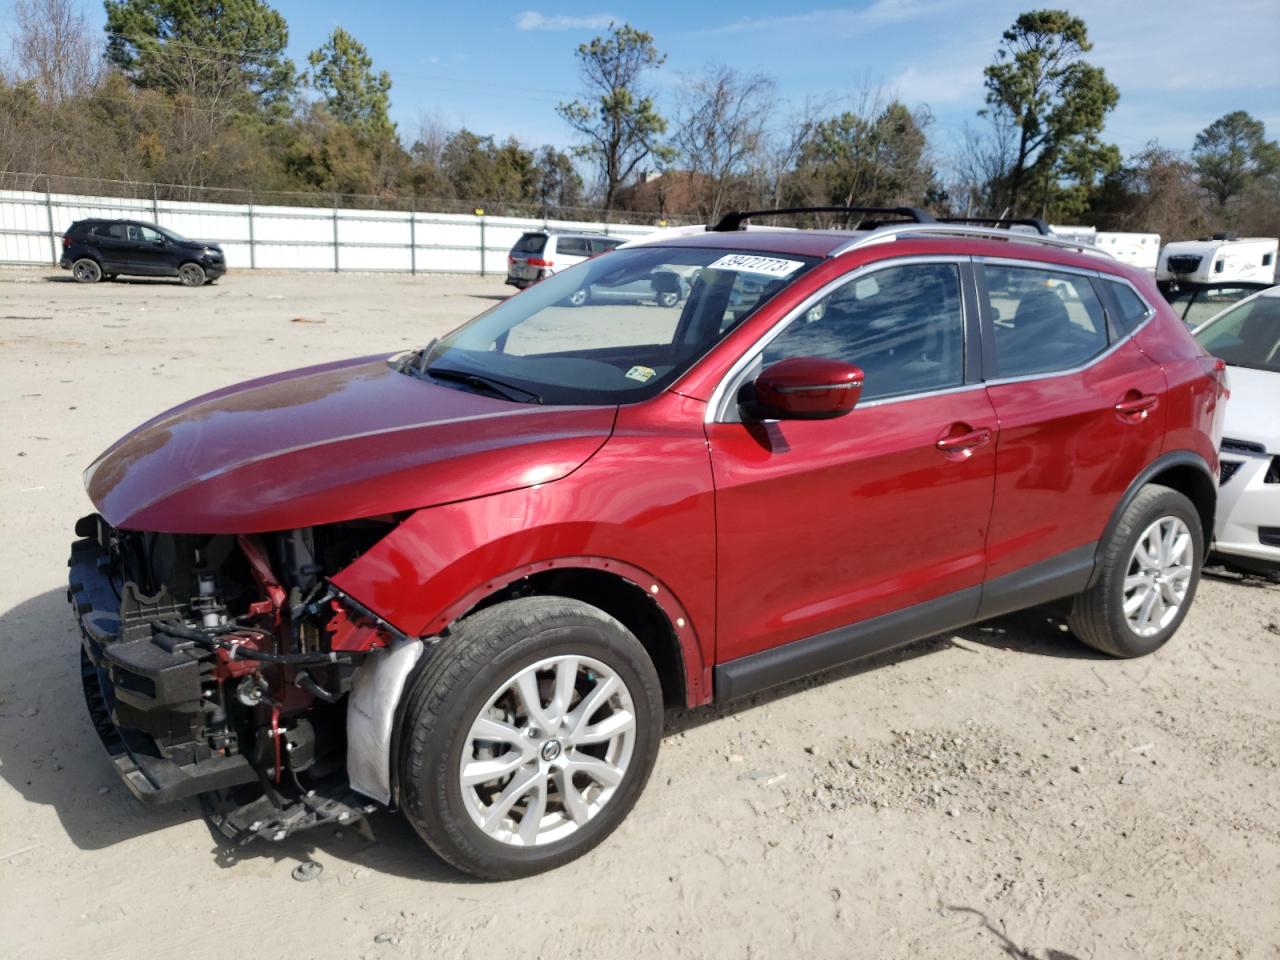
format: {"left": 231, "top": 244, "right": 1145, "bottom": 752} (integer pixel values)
{"left": 2, "top": 0, "right": 1277, "bottom": 236}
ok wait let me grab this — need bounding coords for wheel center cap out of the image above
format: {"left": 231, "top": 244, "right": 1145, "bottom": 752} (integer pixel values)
{"left": 540, "top": 739, "right": 562, "bottom": 762}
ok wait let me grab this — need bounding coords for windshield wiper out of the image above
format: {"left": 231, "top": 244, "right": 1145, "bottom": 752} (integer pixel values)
{"left": 396, "top": 337, "right": 438, "bottom": 374}
{"left": 425, "top": 367, "right": 543, "bottom": 404}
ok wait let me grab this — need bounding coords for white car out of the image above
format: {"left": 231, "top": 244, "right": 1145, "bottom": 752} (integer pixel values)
{"left": 1193, "top": 286, "right": 1280, "bottom": 573}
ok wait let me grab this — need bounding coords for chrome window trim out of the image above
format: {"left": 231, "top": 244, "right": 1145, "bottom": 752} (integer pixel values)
{"left": 706, "top": 255, "right": 971, "bottom": 423}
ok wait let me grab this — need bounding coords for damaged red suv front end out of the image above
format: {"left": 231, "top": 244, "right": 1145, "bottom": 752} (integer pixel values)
{"left": 68, "top": 351, "right": 617, "bottom": 840}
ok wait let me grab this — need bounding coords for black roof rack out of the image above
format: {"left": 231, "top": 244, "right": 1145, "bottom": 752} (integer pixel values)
{"left": 936, "top": 216, "right": 1051, "bottom": 236}
{"left": 709, "top": 206, "right": 935, "bottom": 232}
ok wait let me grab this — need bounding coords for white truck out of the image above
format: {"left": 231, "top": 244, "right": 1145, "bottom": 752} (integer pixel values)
{"left": 1156, "top": 236, "right": 1278, "bottom": 286}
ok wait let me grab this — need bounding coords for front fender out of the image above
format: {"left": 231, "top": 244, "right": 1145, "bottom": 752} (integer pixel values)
{"left": 330, "top": 396, "right": 718, "bottom": 706}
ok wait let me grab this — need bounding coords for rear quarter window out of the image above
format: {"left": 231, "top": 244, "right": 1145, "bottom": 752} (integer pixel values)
{"left": 556, "top": 236, "right": 592, "bottom": 257}
{"left": 1104, "top": 280, "right": 1153, "bottom": 334}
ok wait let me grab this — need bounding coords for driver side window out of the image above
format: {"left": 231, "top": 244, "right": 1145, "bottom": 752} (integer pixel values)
{"left": 761, "top": 262, "right": 966, "bottom": 402}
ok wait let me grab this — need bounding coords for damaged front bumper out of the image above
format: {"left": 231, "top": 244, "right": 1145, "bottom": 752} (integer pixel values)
{"left": 68, "top": 535, "right": 258, "bottom": 803}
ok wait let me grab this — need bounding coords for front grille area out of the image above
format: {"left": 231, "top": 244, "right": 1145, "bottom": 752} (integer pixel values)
{"left": 1260, "top": 527, "right": 1280, "bottom": 548}
{"left": 1220, "top": 460, "right": 1243, "bottom": 485}
{"left": 1267, "top": 457, "right": 1280, "bottom": 484}
{"left": 1222, "top": 437, "right": 1266, "bottom": 455}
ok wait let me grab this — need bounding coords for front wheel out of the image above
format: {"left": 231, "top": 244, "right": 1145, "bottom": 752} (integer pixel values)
{"left": 656, "top": 289, "right": 680, "bottom": 308}
{"left": 178, "top": 263, "right": 206, "bottom": 286}
{"left": 1069, "top": 484, "right": 1204, "bottom": 657}
{"left": 565, "top": 288, "right": 589, "bottom": 307}
{"left": 396, "top": 597, "right": 663, "bottom": 879}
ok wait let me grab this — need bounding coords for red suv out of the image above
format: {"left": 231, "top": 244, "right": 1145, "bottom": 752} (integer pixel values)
{"left": 69, "top": 207, "right": 1226, "bottom": 879}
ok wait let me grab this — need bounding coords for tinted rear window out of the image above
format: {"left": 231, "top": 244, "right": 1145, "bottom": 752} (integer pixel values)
{"left": 513, "top": 233, "right": 547, "bottom": 254}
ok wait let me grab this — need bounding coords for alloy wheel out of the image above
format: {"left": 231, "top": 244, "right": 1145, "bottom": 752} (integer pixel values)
{"left": 1123, "top": 516, "right": 1194, "bottom": 638}
{"left": 459, "top": 654, "right": 636, "bottom": 847}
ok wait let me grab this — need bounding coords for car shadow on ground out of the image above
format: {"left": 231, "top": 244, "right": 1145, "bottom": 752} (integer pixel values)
{"left": 467, "top": 293, "right": 509, "bottom": 302}
{"left": 42, "top": 275, "right": 194, "bottom": 287}
{"left": 665, "top": 604, "right": 1109, "bottom": 736}
{"left": 0, "top": 584, "right": 1106, "bottom": 882}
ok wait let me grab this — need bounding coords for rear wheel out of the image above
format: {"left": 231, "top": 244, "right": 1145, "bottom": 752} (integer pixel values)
{"left": 396, "top": 597, "right": 663, "bottom": 879}
{"left": 1069, "top": 484, "right": 1203, "bottom": 657}
{"left": 71, "top": 258, "right": 102, "bottom": 283}
{"left": 657, "top": 289, "right": 680, "bottom": 308}
{"left": 179, "top": 263, "right": 206, "bottom": 287}
{"left": 566, "top": 288, "right": 589, "bottom": 307}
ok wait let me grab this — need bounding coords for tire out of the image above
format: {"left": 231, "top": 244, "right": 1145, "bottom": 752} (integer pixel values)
{"left": 657, "top": 289, "right": 680, "bottom": 308}
{"left": 179, "top": 263, "right": 206, "bottom": 287}
{"left": 566, "top": 288, "right": 589, "bottom": 307}
{"left": 396, "top": 596, "right": 663, "bottom": 879}
{"left": 71, "top": 258, "right": 102, "bottom": 283}
{"left": 1069, "top": 484, "right": 1204, "bottom": 657}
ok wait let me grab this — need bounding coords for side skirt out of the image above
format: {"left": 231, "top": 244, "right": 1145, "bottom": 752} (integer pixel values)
{"left": 714, "top": 543, "right": 1098, "bottom": 702}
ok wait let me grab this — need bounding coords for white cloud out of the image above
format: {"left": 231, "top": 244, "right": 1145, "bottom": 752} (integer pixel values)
{"left": 514, "top": 11, "right": 617, "bottom": 31}
{"left": 702, "top": 0, "right": 967, "bottom": 36}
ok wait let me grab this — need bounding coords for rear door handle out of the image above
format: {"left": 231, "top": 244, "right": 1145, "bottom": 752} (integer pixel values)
{"left": 1115, "top": 393, "right": 1159, "bottom": 418}
{"left": 936, "top": 428, "right": 992, "bottom": 453}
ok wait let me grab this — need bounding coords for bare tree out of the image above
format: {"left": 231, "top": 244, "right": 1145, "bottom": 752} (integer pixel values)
{"left": 764, "top": 95, "right": 832, "bottom": 210}
{"left": 671, "top": 65, "right": 776, "bottom": 221}
{"left": 7, "top": 0, "right": 103, "bottom": 103}
{"left": 949, "top": 118, "right": 1018, "bottom": 217}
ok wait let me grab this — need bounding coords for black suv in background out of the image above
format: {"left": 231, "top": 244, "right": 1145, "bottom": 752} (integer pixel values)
{"left": 60, "top": 219, "right": 226, "bottom": 286}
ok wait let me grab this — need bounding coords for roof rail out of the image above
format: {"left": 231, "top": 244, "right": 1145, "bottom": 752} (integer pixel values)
{"left": 710, "top": 206, "right": 935, "bottom": 232}
{"left": 832, "top": 223, "right": 1117, "bottom": 260}
{"left": 936, "top": 216, "right": 1051, "bottom": 235}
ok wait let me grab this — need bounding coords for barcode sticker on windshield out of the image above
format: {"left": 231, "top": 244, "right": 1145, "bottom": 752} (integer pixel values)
{"left": 707, "top": 254, "right": 805, "bottom": 278}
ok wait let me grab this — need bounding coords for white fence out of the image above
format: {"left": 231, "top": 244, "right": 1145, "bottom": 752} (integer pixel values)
{"left": 0, "top": 187, "right": 657, "bottom": 274}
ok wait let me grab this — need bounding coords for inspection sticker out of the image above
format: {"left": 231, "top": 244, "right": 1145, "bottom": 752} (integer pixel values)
{"left": 625, "top": 365, "right": 657, "bottom": 383}
{"left": 707, "top": 254, "right": 805, "bottom": 278}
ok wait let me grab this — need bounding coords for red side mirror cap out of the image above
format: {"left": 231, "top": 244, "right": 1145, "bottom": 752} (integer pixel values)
{"left": 748, "top": 357, "right": 864, "bottom": 421}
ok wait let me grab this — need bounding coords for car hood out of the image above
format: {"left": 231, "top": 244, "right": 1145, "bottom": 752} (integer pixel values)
{"left": 86, "top": 355, "right": 616, "bottom": 533}
{"left": 1222, "top": 364, "right": 1280, "bottom": 453}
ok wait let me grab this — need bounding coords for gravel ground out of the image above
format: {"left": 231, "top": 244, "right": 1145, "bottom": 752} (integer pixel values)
{"left": 1, "top": 267, "right": 1277, "bottom": 960}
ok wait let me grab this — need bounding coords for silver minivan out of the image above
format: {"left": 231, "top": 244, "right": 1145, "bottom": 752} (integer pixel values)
{"left": 505, "top": 231, "right": 622, "bottom": 289}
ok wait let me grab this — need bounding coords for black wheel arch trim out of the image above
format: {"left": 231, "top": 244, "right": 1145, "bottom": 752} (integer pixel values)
{"left": 1087, "top": 449, "right": 1216, "bottom": 588}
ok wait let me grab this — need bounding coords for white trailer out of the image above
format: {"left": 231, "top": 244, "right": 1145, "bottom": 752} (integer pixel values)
{"left": 1091, "top": 232, "right": 1161, "bottom": 273}
{"left": 1156, "top": 237, "right": 1278, "bottom": 285}
{"left": 1010, "top": 224, "right": 1162, "bottom": 272}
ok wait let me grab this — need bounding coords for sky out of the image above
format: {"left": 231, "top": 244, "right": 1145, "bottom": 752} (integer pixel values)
{"left": 6, "top": 0, "right": 1280, "bottom": 171}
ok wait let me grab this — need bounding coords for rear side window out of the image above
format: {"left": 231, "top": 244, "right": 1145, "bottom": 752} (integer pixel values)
{"left": 512, "top": 233, "right": 547, "bottom": 254}
{"left": 592, "top": 237, "right": 622, "bottom": 253}
{"left": 762, "top": 262, "right": 966, "bottom": 402}
{"left": 105, "top": 223, "right": 128, "bottom": 239}
{"left": 1104, "top": 281, "right": 1152, "bottom": 334}
{"left": 556, "top": 236, "right": 591, "bottom": 257}
{"left": 985, "top": 266, "right": 1108, "bottom": 377}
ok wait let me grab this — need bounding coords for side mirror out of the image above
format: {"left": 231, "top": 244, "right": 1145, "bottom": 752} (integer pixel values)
{"left": 743, "top": 357, "right": 864, "bottom": 421}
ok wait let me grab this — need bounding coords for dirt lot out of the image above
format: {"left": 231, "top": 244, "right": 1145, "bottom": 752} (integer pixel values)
{"left": 1, "top": 268, "right": 1277, "bottom": 960}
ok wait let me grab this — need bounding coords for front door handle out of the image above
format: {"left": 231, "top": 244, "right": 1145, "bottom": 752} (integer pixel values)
{"left": 936, "top": 427, "right": 992, "bottom": 454}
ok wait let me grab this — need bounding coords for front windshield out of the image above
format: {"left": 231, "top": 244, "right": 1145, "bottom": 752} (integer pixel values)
{"left": 158, "top": 225, "right": 189, "bottom": 243}
{"left": 1194, "top": 294, "right": 1280, "bottom": 373}
{"left": 418, "top": 245, "right": 820, "bottom": 404}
